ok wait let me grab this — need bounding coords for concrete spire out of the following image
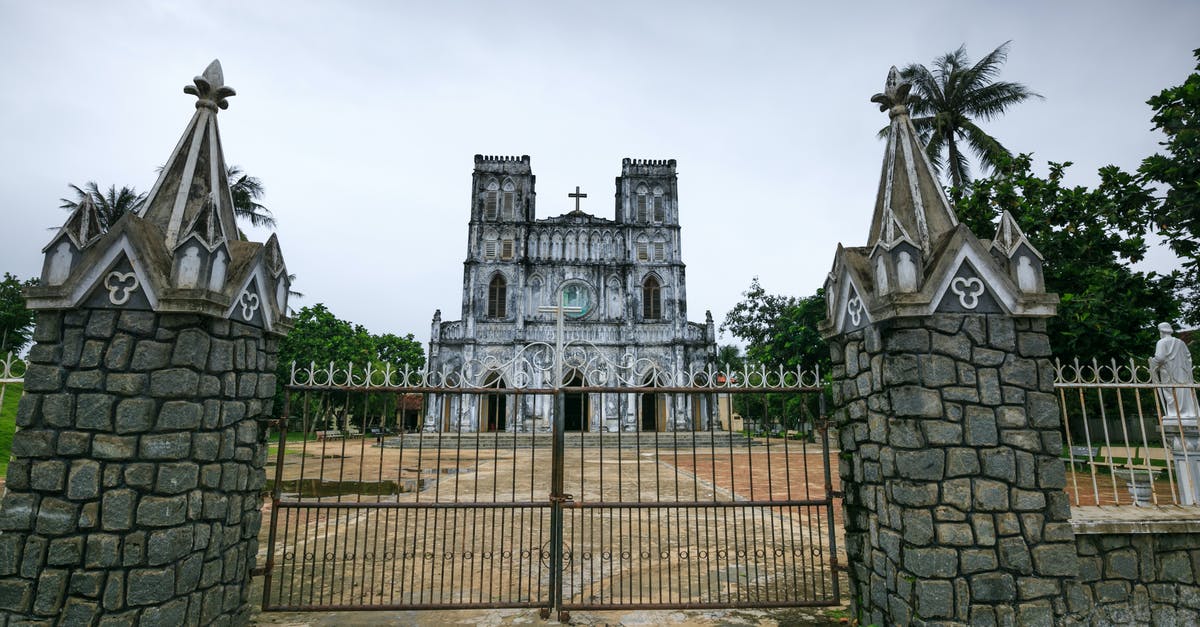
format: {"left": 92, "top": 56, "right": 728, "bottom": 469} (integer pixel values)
{"left": 867, "top": 66, "right": 958, "bottom": 256}
{"left": 137, "top": 59, "right": 240, "bottom": 251}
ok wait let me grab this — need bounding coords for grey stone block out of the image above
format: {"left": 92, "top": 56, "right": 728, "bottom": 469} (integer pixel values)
{"left": 67, "top": 459, "right": 101, "bottom": 500}
{"left": 905, "top": 546, "right": 957, "bottom": 577}
{"left": 157, "top": 400, "right": 203, "bottom": 430}
{"left": 171, "top": 328, "right": 212, "bottom": 370}
{"left": 66, "top": 368, "right": 104, "bottom": 391}
{"left": 76, "top": 393, "right": 116, "bottom": 430}
{"left": 85, "top": 310, "right": 117, "bottom": 338}
{"left": 106, "top": 372, "right": 147, "bottom": 395}
{"left": 12, "top": 429, "right": 56, "bottom": 458}
{"left": 115, "top": 397, "right": 157, "bottom": 433}
{"left": 1159, "top": 550, "right": 1194, "bottom": 583}
{"left": 30, "top": 459, "right": 67, "bottom": 492}
{"left": 946, "top": 448, "right": 980, "bottom": 476}
{"left": 936, "top": 522, "right": 973, "bottom": 546}
{"left": 105, "top": 333, "right": 134, "bottom": 369}
{"left": 46, "top": 536, "right": 83, "bottom": 566}
{"left": 60, "top": 597, "right": 101, "bottom": 626}
{"left": 126, "top": 566, "right": 175, "bottom": 605}
{"left": 896, "top": 449, "right": 944, "bottom": 481}
{"left": 85, "top": 533, "right": 121, "bottom": 568}
{"left": 902, "top": 509, "right": 933, "bottom": 545}
{"left": 141, "top": 432, "right": 192, "bottom": 459}
{"left": 890, "top": 386, "right": 943, "bottom": 418}
{"left": 961, "top": 548, "right": 998, "bottom": 574}
{"left": 964, "top": 406, "right": 998, "bottom": 446}
{"left": 973, "top": 479, "right": 1009, "bottom": 511}
{"left": 101, "top": 489, "right": 135, "bottom": 531}
{"left": 886, "top": 328, "right": 930, "bottom": 352}
{"left": 156, "top": 463, "right": 200, "bottom": 494}
{"left": 1031, "top": 543, "right": 1077, "bottom": 577}
{"left": 35, "top": 497, "right": 78, "bottom": 535}
{"left": 57, "top": 430, "right": 91, "bottom": 457}
{"left": 137, "top": 495, "right": 188, "bottom": 527}
{"left": 42, "top": 393, "right": 74, "bottom": 427}
{"left": 131, "top": 340, "right": 171, "bottom": 370}
{"left": 93, "top": 434, "right": 137, "bottom": 460}
{"left": 22, "top": 364, "right": 64, "bottom": 392}
{"left": 69, "top": 569, "right": 105, "bottom": 597}
{"left": 916, "top": 579, "right": 954, "bottom": 618}
{"left": 150, "top": 368, "right": 200, "bottom": 398}
{"left": 80, "top": 339, "right": 106, "bottom": 368}
{"left": 892, "top": 481, "right": 938, "bottom": 507}
{"left": 971, "top": 571, "right": 1016, "bottom": 602}
{"left": 148, "top": 526, "right": 194, "bottom": 566}
{"left": 117, "top": 311, "right": 157, "bottom": 336}
{"left": 924, "top": 421, "right": 963, "bottom": 445}
{"left": 1017, "top": 332, "right": 1052, "bottom": 357}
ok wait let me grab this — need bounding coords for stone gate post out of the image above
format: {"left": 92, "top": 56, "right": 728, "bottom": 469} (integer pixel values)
{"left": 0, "top": 61, "right": 290, "bottom": 625}
{"left": 819, "top": 68, "right": 1076, "bottom": 625}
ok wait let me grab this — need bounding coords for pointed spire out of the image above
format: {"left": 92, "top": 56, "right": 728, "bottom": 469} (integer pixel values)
{"left": 138, "top": 60, "right": 240, "bottom": 251}
{"left": 46, "top": 195, "right": 105, "bottom": 251}
{"left": 990, "top": 210, "right": 1042, "bottom": 259}
{"left": 176, "top": 192, "right": 228, "bottom": 250}
{"left": 866, "top": 67, "right": 959, "bottom": 256}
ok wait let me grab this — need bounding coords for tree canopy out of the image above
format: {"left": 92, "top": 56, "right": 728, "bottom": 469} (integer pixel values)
{"left": 957, "top": 154, "right": 1179, "bottom": 361}
{"left": 899, "top": 41, "right": 1041, "bottom": 190}
{"left": 0, "top": 273, "right": 38, "bottom": 355}
{"left": 1142, "top": 48, "right": 1200, "bottom": 326}
{"left": 59, "top": 182, "right": 146, "bottom": 230}
{"left": 721, "top": 278, "right": 829, "bottom": 374}
{"left": 277, "top": 303, "right": 425, "bottom": 374}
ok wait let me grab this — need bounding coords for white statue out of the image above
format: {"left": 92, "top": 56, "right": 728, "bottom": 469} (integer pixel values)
{"left": 208, "top": 250, "right": 227, "bottom": 291}
{"left": 1016, "top": 255, "right": 1038, "bottom": 292}
{"left": 177, "top": 245, "right": 201, "bottom": 288}
{"left": 896, "top": 250, "right": 917, "bottom": 292}
{"left": 47, "top": 241, "right": 73, "bottom": 286}
{"left": 1150, "top": 322, "right": 1198, "bottom": 421}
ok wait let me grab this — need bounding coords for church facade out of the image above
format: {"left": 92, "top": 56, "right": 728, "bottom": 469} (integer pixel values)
{"left": 426, "top": 155, "right": 717, "bottom": 433}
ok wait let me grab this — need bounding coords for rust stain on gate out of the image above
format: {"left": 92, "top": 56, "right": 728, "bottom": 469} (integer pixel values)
{"left": 262, "top": 365, "right": 840, "bottom": 617}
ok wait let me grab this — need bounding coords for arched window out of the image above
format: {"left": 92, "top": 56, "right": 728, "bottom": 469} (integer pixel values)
{"left": 635, "top": 184, "right": 649, "bottom": 223}
{"left": 652, "top": 186, "right": 665, "bottom": 223}
{"left": 484, "top": 180, "right": 500, "bottom": 220}
{"left": 642, "top": 276, "right": 661, "bottom": 320}
{"left": 488, "top": 275, "right": 507, "bottom": 318}
{"left": 501, "top": 179, "right": 516, "bottom": 220}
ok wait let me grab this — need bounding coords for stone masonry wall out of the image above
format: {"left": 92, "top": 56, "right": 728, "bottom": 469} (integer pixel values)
{"left": 831, "top": 313, "right": 1077, "bottom": 625}
{"left": 1068, "top": 531, "right": 1200, "bottom": 626}
{"left": 0, "top": 309, "right": 276, "bottom": 625}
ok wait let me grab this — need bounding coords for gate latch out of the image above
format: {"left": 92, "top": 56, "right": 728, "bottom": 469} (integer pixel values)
{"left": 550, "top": 493, "right": 574, "bottom": 505}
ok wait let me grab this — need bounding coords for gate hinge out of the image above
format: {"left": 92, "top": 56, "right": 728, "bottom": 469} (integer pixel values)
{"left": 830, "top": 557, "right": 848, "bottom": 573}
{"left": 829, "top": 490, "right": 845, "bottom": 499}
{"left": 251, "top": 566, "right": 267, "bottom": 577}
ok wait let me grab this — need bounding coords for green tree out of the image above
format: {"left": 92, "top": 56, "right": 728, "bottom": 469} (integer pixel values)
{"left": 956, "top": 154, "right": 1179, "bottom": 361}
{"left": 0, "top": 273, "right": 38, "bottom": 354}
{"left": 277, "top": 303, "right": 377, "bottom": 371}
{"left": 721, "top": 278, "right": 829, "bottom": 374}
{"left": 898, "top": 41, "right": 1041, "bottom": 190}
{"left": 373, "top": 332, "right": 425, "bottom": 370}
{"left": 226, "top": 165, "right": 275, "bottom": 229}
{"left": 58, "top": 182, "right": 146, "bottom": 230}
{"left": 716, "top": 344, "right": 743, "bottom": 369}
{"left": 1141, "top": 48, "right": 1200, "bottom": 325}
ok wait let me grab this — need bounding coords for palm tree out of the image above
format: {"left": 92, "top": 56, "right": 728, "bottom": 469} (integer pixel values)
{"left": 58, "top": 182, "right": 146, "bottom": 230}
{"left": 896, "top": 41, "right": 1041, "bottom": 190}
{"left": 226, "top": 165, "right": 275, "bottom": 228}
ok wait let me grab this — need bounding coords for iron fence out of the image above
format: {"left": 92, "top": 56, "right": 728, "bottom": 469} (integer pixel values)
{"left": 1054, "top": 358, "right": 1200, "bottom": 508}
{"left": 262, "top": 348, "right": 840, "bottom": 618}
{"left": 0, "top": 352, "right": 26, "bottom": 419}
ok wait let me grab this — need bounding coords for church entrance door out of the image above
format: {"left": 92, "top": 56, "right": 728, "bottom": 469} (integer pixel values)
{"left": 640, "top": 391, "right": 661, "bottom": 431}
{"left": 563, "top": 371, "right": 588, "bottom": 432}
{"left": 482, "top": 373, "right": 507, "bottom": 432}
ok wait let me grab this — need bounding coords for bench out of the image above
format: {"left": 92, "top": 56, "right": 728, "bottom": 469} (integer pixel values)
{"left": 315, "top": 430, "right": 344, "bottom": 441}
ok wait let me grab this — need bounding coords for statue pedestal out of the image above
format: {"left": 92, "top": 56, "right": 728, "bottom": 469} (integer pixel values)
{"left": 1163, "top": 418, "right": 1200, "bottom": 505}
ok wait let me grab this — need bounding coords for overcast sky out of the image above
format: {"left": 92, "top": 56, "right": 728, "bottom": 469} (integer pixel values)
{"left": 1, "top": 1, "right": 1195, "bottom": 347}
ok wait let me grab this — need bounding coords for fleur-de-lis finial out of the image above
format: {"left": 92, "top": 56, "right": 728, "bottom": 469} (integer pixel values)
{"left": 183, "top": 59, "right": 236, "bottom": 111}
{"left": 870, "top": 66, "right": 911, "bottom": 118}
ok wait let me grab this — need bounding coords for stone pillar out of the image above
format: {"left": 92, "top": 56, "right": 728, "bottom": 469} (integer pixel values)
{"left": 0, "top": 60, "right": 290, "bottom": 625}
{"left": 822, "top": 67, "right": 1075, "bottom": 624}
{"left": 830, "top": 314, "right": 1076, "bottom": 625}
{"left": 0, "top": 310, "right": 277, "bottom": 624}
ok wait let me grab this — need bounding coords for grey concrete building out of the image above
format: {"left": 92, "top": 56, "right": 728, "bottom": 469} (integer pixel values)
{"left": 427, "top": 156, "right": 716, "bottom": 433}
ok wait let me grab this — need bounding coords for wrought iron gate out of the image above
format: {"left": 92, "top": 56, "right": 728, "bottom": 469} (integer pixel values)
{"left": 262, "top": 347, "right": 840, "bottom": 617}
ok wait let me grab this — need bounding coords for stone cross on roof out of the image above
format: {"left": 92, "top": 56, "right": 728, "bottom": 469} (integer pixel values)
{"left": 568, "top": 185, "right": 587, "bottom": 213}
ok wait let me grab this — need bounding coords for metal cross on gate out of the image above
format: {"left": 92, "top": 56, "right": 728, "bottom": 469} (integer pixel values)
{"left": 537, "top": 289, "right": 583, "bottom": 389}
{"left": 568, "top": 186, "right": 587, "bottom": 212}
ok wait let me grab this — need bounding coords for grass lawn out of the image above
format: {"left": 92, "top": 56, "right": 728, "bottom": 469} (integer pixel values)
{"left": 0, "top": 383, "right": 21, "bottom": 478}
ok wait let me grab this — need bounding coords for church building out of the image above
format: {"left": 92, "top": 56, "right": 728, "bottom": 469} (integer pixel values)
{"left": 426, "top": 155, "right": 717, "bottom": 433}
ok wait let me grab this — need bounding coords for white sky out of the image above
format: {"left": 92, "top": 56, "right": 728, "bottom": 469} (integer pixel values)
{"left": 0, "top": 1, "right": 1194, "bottom": 347}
